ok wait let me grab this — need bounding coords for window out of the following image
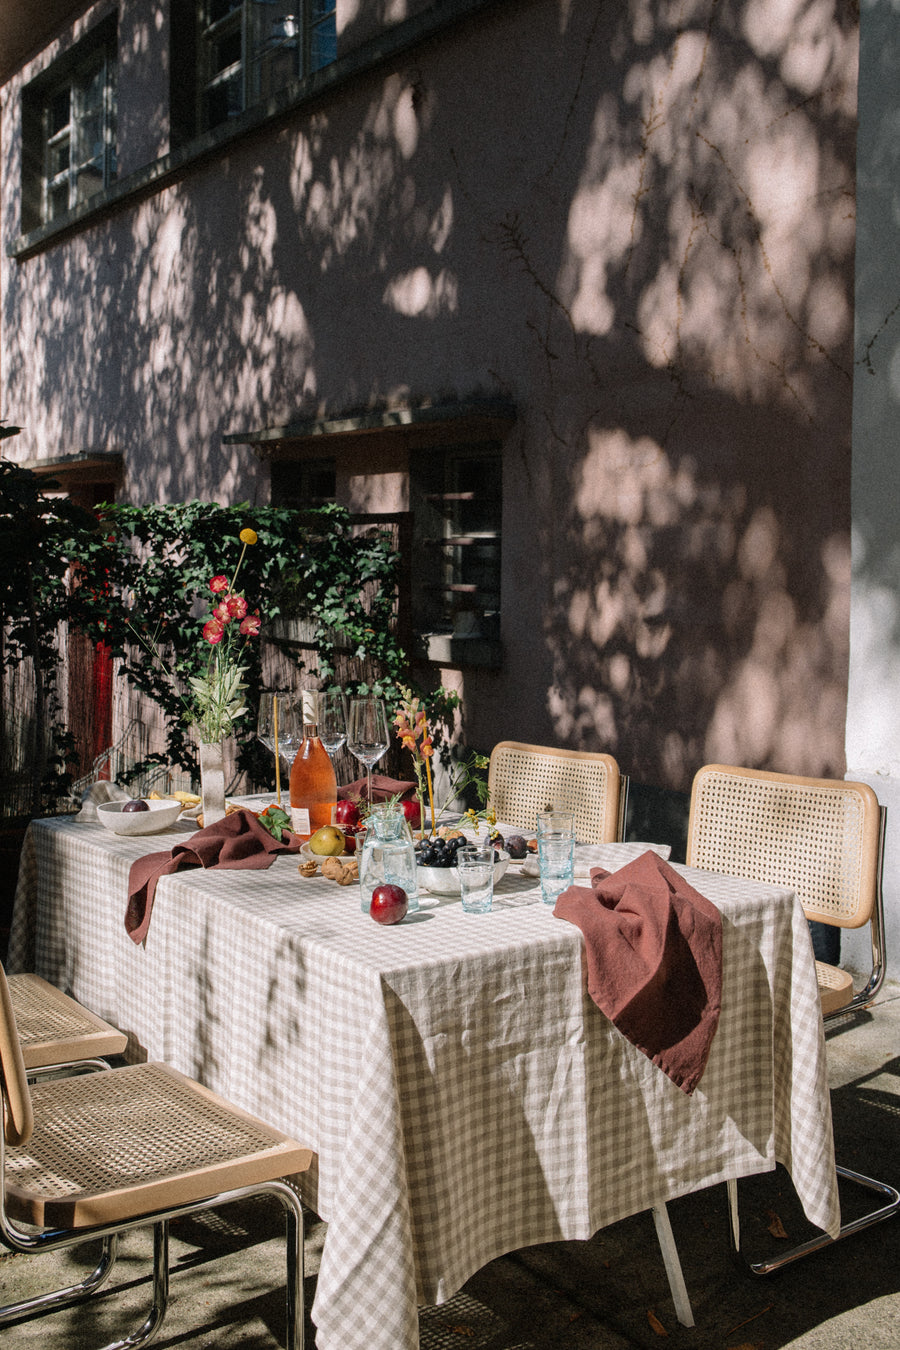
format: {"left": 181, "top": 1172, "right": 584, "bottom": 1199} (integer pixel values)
{"left": 21, "top": 18, "right": 117, "bottom": 231}
{"left": 410, "top": 444, "right": 503, "bottom": 651}
{"left": 270, "top": 456, "right": 337, "bottom": 508}
{"left": 197, "top": 1, "right": 337, "bottom": 132}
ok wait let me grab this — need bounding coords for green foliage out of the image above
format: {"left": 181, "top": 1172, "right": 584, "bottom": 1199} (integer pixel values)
{"left": 68, "top": 501, "right": 412, "bottom": 783}
{"left": 0, "top": 461, "right": 96, "bottom": 815}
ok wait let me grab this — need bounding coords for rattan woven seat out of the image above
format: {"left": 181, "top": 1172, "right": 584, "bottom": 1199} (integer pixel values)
{"left": 8, "top": 971, "right": 128, "bottom": 1069}
{"left": 0, "top": 964, "right": 314, "bottom": 1348}
{"left": 686, "top": 763, "right": 899, "bottom": 1272}
{"left": 487, "top": 741, "right": 625, "bottom": 841}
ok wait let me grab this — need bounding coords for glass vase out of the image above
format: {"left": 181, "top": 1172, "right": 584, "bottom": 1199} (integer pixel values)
{"left": 358, "top": 802, "right": 419, "bottom": 913}
{"left": 199, "top": 740, "right": 227, "bottom": 827}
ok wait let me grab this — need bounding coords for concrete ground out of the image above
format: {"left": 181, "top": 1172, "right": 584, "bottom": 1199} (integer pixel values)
{"left": 2, "top": 985, "right": 899, "bottom": 1349}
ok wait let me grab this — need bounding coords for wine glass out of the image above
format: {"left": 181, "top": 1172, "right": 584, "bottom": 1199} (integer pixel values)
{"left": 319, "top": 691, "right": 348, "bottom": 759}
{"left": 257, "top": 692, "right": 300, "bottom": 795}
{"left": 347, "top": 696, "right": 390, "bottom": 804}
{"left": 257, "top": 692, "right": 287, "bottom": 758}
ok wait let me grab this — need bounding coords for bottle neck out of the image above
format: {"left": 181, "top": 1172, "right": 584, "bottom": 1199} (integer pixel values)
{"left": 302, "top": 723, "right": 319, "bottom": 739}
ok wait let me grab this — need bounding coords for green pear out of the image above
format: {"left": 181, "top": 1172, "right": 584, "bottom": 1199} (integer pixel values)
{"left": 309, "top": 825, "right": 346, "bottom": 857}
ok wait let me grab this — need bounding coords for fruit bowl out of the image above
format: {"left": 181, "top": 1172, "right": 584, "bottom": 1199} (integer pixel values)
{"left": 96, "top": 798, "right": 183, "bottom": 835}
{"left": 417, "top": 851, "right": 510, "bottom": 897}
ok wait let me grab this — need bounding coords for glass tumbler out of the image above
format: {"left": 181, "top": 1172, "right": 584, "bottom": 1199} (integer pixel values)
{"left": 536, "top": 810, "right": 575, "bottom": 906}
{"left": 457, "top": 844, "right": 494, "bottom": 914}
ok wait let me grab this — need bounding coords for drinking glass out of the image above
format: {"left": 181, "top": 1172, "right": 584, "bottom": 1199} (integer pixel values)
{"left": 347, "top": 696, "right": 390, "bottom": 803}
{"left": 257, "top": 692, "right": 302, "bottom": 793}
{"left": 457, "top": 845, "right": 494, "bottom": 914}
{"left": 319, "top": 691, "right": 348, "bottom": 759}
{"left": 536, "top": 810, "right": 575, "bottom": 906}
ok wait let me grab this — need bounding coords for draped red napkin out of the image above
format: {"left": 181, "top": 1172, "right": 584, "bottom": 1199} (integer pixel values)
{"left": 339, "top": 774, "right": 416, "bottom": 803}
{"left": 554, "top": 851, "right": 723, "bottom": 1094}
{"left": 125, "top": 809, "right": 302, "bottom": 945}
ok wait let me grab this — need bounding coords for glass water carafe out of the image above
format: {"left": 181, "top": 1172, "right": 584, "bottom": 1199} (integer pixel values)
{"left": 358, "top": 803, "right": 419, "bottom": 913}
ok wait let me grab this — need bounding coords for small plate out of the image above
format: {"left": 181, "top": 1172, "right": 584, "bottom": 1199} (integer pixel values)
{"left": 96, "top": 798, "right": 183, "bottom": 835}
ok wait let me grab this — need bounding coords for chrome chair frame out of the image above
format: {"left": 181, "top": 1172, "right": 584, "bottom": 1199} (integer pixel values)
{"left": 686, "top": 763, "right": 900, "bottom": 1272}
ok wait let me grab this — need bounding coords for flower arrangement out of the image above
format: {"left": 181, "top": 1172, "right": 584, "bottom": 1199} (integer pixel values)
{"left": 393, "top": 686, "right": 491, "bottom": 835}
{"left": 131, "top": 527, "right": 262, "bottom": 744}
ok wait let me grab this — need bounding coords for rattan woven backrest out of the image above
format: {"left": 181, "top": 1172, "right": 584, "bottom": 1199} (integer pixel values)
{"left": 686, "top": 764, "right": 881, "bottom": 928}
{"left": 488, "top": 741, "right": 622, "bottom": 841}
{"left": 0, "top": 965, "right": 34, "bottom": 1147}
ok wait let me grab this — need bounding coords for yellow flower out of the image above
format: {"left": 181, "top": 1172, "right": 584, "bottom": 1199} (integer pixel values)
{"left": 239, "top": 528, "right": 258, "bottom": 545}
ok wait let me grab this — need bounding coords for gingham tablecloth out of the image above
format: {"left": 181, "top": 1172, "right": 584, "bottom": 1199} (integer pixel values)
{"left": 9, "top": 817, "right": 839, "bottom": 1350}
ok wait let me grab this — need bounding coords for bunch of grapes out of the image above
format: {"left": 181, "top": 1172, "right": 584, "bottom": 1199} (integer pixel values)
{"left": 415, "top": 835, "right": 466, "bottom": 869}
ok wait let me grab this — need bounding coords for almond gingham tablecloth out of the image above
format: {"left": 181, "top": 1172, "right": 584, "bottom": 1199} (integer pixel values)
{"left": 9, "top": 817, "right": 839, "bottom": 1350}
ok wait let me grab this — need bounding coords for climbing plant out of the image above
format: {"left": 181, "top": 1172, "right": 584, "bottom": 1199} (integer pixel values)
{"left": 69, "top": 501, "right": 410, "bottom": 784}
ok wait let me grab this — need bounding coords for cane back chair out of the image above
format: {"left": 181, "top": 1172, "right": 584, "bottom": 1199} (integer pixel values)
{"left": 488, "top": 742, "right": 626, "bottom": 842}
{"left": 687, "top": 764, "right": 886, "bottom": 1019}
{"left": 0, "top": 963, "right": 314, "bottom": 1348}
{"left": 686, "top": 763, "right": 900, "bottom": 1271}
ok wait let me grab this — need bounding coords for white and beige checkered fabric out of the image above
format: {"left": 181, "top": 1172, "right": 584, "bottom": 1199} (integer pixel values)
{"left": 9, "top": 817, "right": 838, "bottom": 1350}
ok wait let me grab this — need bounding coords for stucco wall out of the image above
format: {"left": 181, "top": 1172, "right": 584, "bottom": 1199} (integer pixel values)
{"left": 846, "top": 0, "right": 900, "bottom": 977}
{"left": 1, "top": 0, "right": 860, "bottom": 797}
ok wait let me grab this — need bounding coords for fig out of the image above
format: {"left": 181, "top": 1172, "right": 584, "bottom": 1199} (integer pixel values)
{"left": 506, "top": 835, "right": 528, "bottom": 859}
{"left": 122, "top": 799, "right": 150, "bottom": 813}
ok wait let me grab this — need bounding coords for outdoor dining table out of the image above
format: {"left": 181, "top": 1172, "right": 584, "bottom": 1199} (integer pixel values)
{"left": 8, "top": 810, "right": 840, "bottom": 1350}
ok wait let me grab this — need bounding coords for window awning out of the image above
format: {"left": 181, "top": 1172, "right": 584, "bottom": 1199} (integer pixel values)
{"left": 223, "top": 399, "right": 516, "bottom": 458}
{"left": 19, "top": 451, "right": 123, "bottom": 489}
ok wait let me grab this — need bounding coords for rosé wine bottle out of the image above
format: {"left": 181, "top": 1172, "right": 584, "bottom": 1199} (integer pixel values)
{"left": 289, "top": 692, "right": 338, "bottom": 841}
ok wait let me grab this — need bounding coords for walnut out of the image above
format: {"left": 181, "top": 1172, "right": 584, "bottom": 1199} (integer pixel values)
{"left": 321, "top": 856, "right": 358, "bottom": 885}
{"left": 298, "top": 860, "right": 319, "bottom": 878}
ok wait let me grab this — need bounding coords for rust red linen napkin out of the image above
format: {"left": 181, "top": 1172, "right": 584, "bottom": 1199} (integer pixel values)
{"left": 554, "top": 851, "right": 723, "bottom": 1094}
{"left": 125, "top": 809, "right": 301, "bottom": 944}
{"left": 339, "top": 774, "right": 416, "bottom": 803}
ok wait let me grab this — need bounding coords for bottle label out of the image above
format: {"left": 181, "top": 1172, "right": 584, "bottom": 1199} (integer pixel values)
{"left": 291, "top": 806, "right": 311, "bottom": 835}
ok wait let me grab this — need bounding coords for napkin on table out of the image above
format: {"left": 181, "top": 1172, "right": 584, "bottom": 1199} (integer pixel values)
{"left": 125, "top": 809, "right": 301, "bottom": 945}
{"left": 554, "top": 850, "right": 723, "bottom": 1095}
{"left": 339, "top": 774, "right": 416, "bottom": 803}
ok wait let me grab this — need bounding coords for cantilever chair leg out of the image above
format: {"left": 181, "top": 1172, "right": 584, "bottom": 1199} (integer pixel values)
{"left": 651, "top": 1203, "right": 694, "bottom": 1327}
{"left": 0, "top": 1235, "right": 119, "bottom": 1322}
{"left": 726, "top": 1170, "right": 900, "bottom": 1274}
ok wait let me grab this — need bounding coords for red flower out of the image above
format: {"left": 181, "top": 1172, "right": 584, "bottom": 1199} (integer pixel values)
{"left": 240, "top": 611, "right": 261, "bottom": 637}
{"left": 209, "top": 575, "right": 229, "bottom": 593}
{"left": 226, "top": 593, "right": 248, "bottom": 619}
{"left": 213, "top": 599, "right": 232, "bottom": 624}
{"left": 203, "top": 618, "right": 225, "bottom": 645}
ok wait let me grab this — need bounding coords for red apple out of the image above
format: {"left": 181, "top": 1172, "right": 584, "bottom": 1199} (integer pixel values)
{"left": 343, "top": 828, "right": 358, "bottom": 855}
{"left": 122, "top": 799, "right": 149, "bottom": 813}
{"left": 369, "top": 883, "right": 408, "bottom": 925}
{"left": 335, "top": 799, "right": 361, "bottom": 828}
{"left": 400, "top": 798, "right": 421, "bottom": 829}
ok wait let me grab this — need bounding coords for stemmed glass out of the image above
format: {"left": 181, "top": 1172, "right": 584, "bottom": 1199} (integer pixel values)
{"left": 347, "top": 696, "right": 390, "bottom": 804}
{"left": 319, "top": 691, "right": 348, "bottom": 760}
{"left": 257, "top": 692, "right": 301, "bottom": 800}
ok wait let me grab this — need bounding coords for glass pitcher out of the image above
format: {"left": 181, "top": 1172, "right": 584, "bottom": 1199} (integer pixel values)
{"left": 358, "top": 802, "right": 419, "bottom": 914}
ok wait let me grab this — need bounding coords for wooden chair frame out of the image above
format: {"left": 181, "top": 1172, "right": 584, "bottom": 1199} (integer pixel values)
{"left": 0, "top": 964, "right": 313, "bottom": 1349}
{"left": 487, "top": 741, "right": 626, "bottom": 841}
{"left": 686, "top": 763, "right": 900, "bottom": 1272}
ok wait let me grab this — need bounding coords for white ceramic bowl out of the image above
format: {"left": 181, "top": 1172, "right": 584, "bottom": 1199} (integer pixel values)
{"left": 417, "top": 851, "right": 510, "bottom": 897}
{"left": 96, "top": 798, "right": 183, "bottom": 836}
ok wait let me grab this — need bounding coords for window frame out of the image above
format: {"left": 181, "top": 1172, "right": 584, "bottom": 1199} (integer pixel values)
{"left": 196, "top": 0, "right": 337, "bottom": 134}
{"left": 409, "top": 440, "right": 503, "bottom": 652}
{"left": 21, "top": 16, "right": 117, "bottom": 233}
